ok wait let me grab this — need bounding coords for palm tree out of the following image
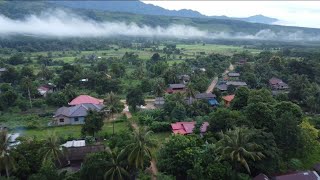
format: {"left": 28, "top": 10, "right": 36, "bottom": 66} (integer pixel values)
{"left": 185, "top": 83, "right": 196, "bottom": 105}
{"left": 216, "top": 127, "right": 265, "bottom": 174}
{"left": 125, "top": 127, "right": 156, "bottom": 170}
{"left": 104, "top": 148, "right": 129, "bottom": 180}
{"left": 104, "top": 92, "right": 125, "bottom": 135}
{"left": 39, "top": 132, "right": 64, "bottom": 166}
{"left": 0, "top": 130, "right": 15, "bottom": 178}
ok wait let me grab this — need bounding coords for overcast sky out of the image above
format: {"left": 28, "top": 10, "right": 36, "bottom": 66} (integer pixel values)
{"left": 144, "top": 1, "right": 320, "bottom": 28}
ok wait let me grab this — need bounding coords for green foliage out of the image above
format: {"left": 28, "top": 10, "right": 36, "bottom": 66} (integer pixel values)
{"left": 231, "top": 86, "right": 250, "bottom": 110}
{"left": 245, "top": 102, "right": 274, "bottom": 131}
{"left": 80, "top": 152, "right": 111, "bottom": 180}
{"left": 126, "top": 86, "right": 145, "bottom": 112}
{"left": 81, "top": 110, "right": 104, "bottom": 136}
{"left": 208, "top": 108, "right": 247, "bottom": 132}
{"left": 158, "top": 135, "right": 201, "bottom": 178}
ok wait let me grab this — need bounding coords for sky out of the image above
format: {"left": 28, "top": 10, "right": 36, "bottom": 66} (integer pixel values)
{"left": 144, "top": 1, "right": 320, "bottom": 28}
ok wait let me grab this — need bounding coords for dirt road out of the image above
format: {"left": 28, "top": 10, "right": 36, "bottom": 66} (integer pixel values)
{"left": 206, "top": 76, "right": 218, "bottom": 93}
{"left": 205, "top": 63, "right": 234, "bottom": 93}
{"left": 121, "top": 100, "right": 158, "bottom": 179}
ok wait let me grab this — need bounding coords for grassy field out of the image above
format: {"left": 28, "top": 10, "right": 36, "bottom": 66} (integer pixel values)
{"left": 22, "top": 43, "right": 261, "bottom": 65}
{"left": 21, "top": 121, "right": 128, "bottom": 139}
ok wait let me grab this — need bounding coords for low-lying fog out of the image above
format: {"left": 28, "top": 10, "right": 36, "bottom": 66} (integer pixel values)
{"left": 0, "top": 10, "right": 319, "bottom": 41}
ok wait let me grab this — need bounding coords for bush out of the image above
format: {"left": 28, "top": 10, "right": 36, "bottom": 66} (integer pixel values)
{"left": 150, "top": 121, "right": 171, "bottom": 132}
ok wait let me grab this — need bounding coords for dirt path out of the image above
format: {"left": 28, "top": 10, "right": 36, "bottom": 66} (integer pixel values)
{"left": 206, "top": 76, "right": 218, "bottom": 93}
{"left": 205, "top": 63, "right": 234, "bottom": 93}
{"left": 121, "top": 100, "right": 158, "bottom": 179}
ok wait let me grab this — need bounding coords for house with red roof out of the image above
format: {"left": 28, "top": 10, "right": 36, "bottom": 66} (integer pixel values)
{"left": 166, "top": 84, "right": 186, "bottom": 94}
{"left": 69, "top": 95, "right": 104, "bottom": 106}
{"left": 171, "top": 121, "right": 209, "bottom": 135}
{"left": 222, "top": 94, "right": 235, "bottom": 107}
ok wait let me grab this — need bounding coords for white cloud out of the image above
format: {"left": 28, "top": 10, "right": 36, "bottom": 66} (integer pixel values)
{"left": 0, "top": 9, "right": 320, "bottom": 41}
{"left": 143, "top": 1, "right": 320, "bottom": 28}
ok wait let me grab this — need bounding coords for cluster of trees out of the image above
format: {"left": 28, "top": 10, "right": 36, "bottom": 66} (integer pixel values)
{"left": 155, "top": 86, "right": 319, "bottom": 179}
{"left": 234, "top": 50, "right": 320, "bottom": 113}
{"left": 0, "top": 125, "right": 161, "bottom": 180}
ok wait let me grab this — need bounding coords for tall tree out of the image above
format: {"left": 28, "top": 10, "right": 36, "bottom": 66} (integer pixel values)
{"left": 0, "top": 130, "right": 15, "bottom": 178}
{"left": 185, "top": 83, "right": 196, "bottom": 105}
{"left": 39, "top": 132, "right": 64, "bottom": 166}
{"left": 104, "top": 92, "right": 125, "bottom": 135}
{"left": 217, "top": 127, "right": 265, "bottom": 174}
{"left": 126, "top": 87, "right": 145, "bottom": 112}
{"left": 81, "top": 110, "right": 104, "bottom": 137}
{"left": 125, "top": 127, "right": 155, "bottom": 170}
{"left": 104, "top": 148, "right": 129, "bottom": 180}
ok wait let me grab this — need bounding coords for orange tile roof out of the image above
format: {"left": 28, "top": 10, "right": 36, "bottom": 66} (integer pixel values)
{"left": 222, "top": 94, "right": 235, "bottom": 102}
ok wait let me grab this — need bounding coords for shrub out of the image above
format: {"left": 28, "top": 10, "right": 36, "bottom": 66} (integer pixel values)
{"left": 150, "top": 121, "right": 171, "bottom": 132}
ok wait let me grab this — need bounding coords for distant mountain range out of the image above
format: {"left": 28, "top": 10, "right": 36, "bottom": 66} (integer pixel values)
{"left": 51, "top": 1, "right": 279, "bottom": 25}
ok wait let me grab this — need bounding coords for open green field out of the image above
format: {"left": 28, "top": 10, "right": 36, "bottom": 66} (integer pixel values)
{"left": 21, "top": 121, "right": 128, "bottom": 139}
{"left": 23, "top": 43, "right": 261, "bottom": 65}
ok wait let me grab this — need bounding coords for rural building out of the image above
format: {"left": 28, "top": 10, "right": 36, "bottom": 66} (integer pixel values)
{"left": 216, "top": 83, "right": 228, "bottom": 91}
{"left": 69, "top": 95, "right": 104, "bottom": 106}
{"left": 226, "top": 81, "right": 247, "bottom": 87}
{"left": 227, "top": 72, "right": 240, "bottom": 80}
{"left": 222, "top": 94, "right": 235, "bottom": 107}
{"left": 37, "top": 83, "right": 55, "bottom": 97}
{"left": 166, "top": 84, "right": 186, "bottom": 94}
{"left": 171, "top": 121, "right": 209, "bottom": 135}
{"left": 154, "top": 97, "right": 165, "bottom": 107}
{"left": 53, "top": 103, "right": 103, "bottom": 125}
{"left": 274, "top": 171, "right": 320, "bottom": 180}
{"left": 60, "top": 140, "right": 105, "bottom": 171}
{"left": 0, "top": 67, "right": 7, "bottom": 75}
{"left": 195, "top": 93, "right": 219, "bottom": 106}
{"left": 269, "top": 77, "right": 289, "bottom": 90}
{"left": 178, "top": 74, "right": 190, "bottom": 84}
{"left": 253, "top": 173, "right": 270, "bottom": 180}
{"left": 236, "top": 59, "right": 247, "bottom": 66}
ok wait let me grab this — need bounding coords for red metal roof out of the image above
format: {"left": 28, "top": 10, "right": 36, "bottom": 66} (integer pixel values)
{"left": 69, "top": 95, "right": 104, "bottom": 106}
{"left": 171, "top": 121, "right": 209, "bottom": 135}
{"left": 222, "top": 95, "right": 235, "bottom": 102}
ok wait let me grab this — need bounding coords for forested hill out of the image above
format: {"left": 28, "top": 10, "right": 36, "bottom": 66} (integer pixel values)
{"left": 1, "top": 1, "right": 320, "bottom": 38}
{"left": 51, "top": 1, "right": 279, "bottom": 24}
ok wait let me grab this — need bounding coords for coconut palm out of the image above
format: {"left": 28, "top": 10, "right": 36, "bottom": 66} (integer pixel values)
{"left": 185, "top": 83, "right": 196, "bottom": 105}
{"left": 0, "top": 130, "right": 15, "bottom": 178}
{"left": 216, "top": 127, "right": 265, "bottom": 174}
{"left": 39, "top": 132, "right": 64, "bottom": 166}
{"left": 104, "top": 148, "right": 129, "bottom": 180}
{"left": 104, "top": 92, "right": 125, "bottom": 135}
{"left": 125, "top": 127, "right": 156, "bottom": 170}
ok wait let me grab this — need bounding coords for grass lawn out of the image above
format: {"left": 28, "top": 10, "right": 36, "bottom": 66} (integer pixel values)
{"left": 21, "top": 121, "right": 128, "bottom": 139}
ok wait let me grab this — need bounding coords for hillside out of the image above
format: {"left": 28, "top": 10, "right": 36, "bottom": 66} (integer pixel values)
{"left": 0, "top": 1, "right": 320, "bottom": 40}
{"left": 52, "top": 0, "right": 279, "bottom": 24}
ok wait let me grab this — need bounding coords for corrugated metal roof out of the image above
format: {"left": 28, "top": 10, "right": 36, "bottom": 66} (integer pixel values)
{"left": 62, "top": 140, "right": 86, "bottom": 148}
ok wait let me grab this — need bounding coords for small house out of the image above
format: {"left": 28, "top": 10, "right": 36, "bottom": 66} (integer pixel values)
{"left": 171, "top": 121, "right": 209, "bottom": 135}
{"left": 274, "top": 171, "right": 320, "bottom": 180}
{"left": 166, "top": 84, "right": 186, "bottom": 94}
{"left": 37, "top": 83, "right": 55, "bottom": 97}
{"left": 269, "top": 77, "right": 289, "bottom": 90}
{"left": 236, "top": 59, "right": 247, "bottom": 66}
{"left": 154, "top": 97, "right": 165, "bottom": 107}
{"left": 0, "top": 68, "right": 7, "bottom": 75}
{"left": 216, "top": 83, "right": 228, "bottom": 91}
{"left": 178, "top": 75, "right": 190, "bottom": 84}
{"left": 195, "top": 93, "right": 219, "bottom": 106}
{"left": 253, "top": 173, "right": 270, "bottom": 180}
{"left": 53, "top": 103, "right": 103, "bottom": 126}
{"left": 227, "top": 72, "right": 240, "bottom": 80}
{"left": 69, "top": 95, "right": 104, "bottom": 106}
{"left": 226, "top": 81, "right": 247, "bottom": 87}
{"left": 222, "top": 94, "right": 235, "bottom": 107}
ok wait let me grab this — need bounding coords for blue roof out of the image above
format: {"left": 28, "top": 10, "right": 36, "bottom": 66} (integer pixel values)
{"left": 208, "top": 99, "right": 219, "bottom": 106}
